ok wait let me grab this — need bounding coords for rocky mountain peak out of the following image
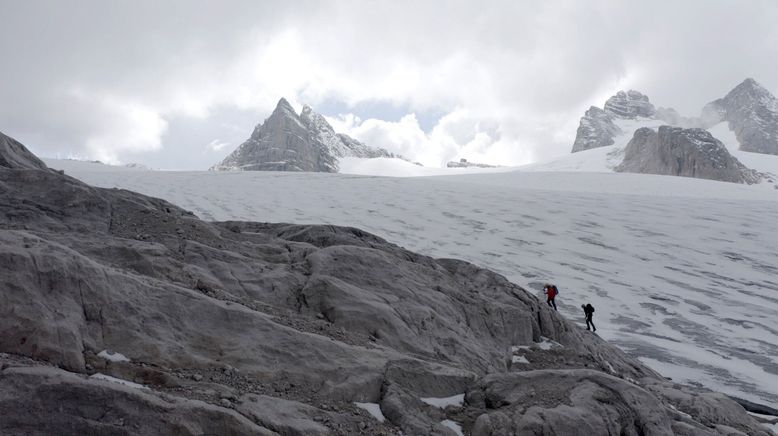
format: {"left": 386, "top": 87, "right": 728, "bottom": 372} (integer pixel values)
{"left": 702, "top": 77, "right": 778, "bottom": 154}
{"left": 571, "top": 106, "right": 622, "bottom": 153}
{"left": 274, "top": 97, "right": 296, "bottom": 114}
{"left": 213, "top": 98, "right": 398, "bottom": 172}
{"left": 300, "top": 104, "right": 335, "bottom": 134}
{"left": 736, "top": 77, "right": 765, "bottom": 92}
{"left": 603, "top": 90, "right": 656, "bottom": 119}
{"left": 571, "top": 90, "right": 660, "bottom": 153}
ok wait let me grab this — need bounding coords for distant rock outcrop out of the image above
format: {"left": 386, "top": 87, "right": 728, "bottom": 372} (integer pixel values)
{"left": 212, "top": 98, "right": 397, "bottom": 172}
{"left": 702, "top": 78, "right": 778, "bottom": 155}
{"left": 1, "top": 133, "right": 771, "bottom": 435}
{"left": 446, "top": 158, "right": 498, "bottom": 168}
{"left": 616, "top": 126, "right": 761, "bottom": 184}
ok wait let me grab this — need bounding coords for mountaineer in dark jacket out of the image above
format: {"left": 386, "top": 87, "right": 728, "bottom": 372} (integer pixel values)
{"left": 582, "top": 303, "right": 596, "bottom": 331}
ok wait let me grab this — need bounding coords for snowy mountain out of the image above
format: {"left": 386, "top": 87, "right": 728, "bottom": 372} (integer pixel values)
{"left": 212, "top": 98, "right": 398, "bottom": 172}
{"left": 570, "top": 79, "right": 778, "bottom": 184}
{"left": 702, "top": 78, "right": 778, "bottom": 155}
{"left": 604, "top": 89, "right": 657, "bottom": 119}
{"left": 574, "top": 79, "right": 778, "bottom": 158}
{"left": 572, "top": 90, "right": 665, "bottom": 153}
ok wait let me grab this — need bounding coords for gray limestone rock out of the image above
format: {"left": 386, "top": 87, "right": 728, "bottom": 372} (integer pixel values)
{"left": 571, "top": 90, "right": 658, "bottom": 153}
{"left": 571, "top": 106, "right": 622, "bottom": 153}
{"left": 212, "top": 98, "right": 396, "bottom": 172}
{"left": 604, "top": 90, "right": 656, "bottom": 119}
{"left": 0, "top": 131, "right": 49, "bottom": 170}
{"left": 212, "top": 98, "right": 337, "bottom": 172}
{"left": 0, "top": 133, "right": 771, "bottom": 435}
{"left": 235, "top": 394, "right": 331, "bottom": 436}
{"left": 464, "top": 370, "right": 771, "bottom": 436}
{"left": 702, "top": 78, "right": 778, "bottom": 155}
{"left": 0, "top": 365, "right": 278, "bottom": 436}
{"left": 615, "top": 126, "right": 761, "bottom": 184}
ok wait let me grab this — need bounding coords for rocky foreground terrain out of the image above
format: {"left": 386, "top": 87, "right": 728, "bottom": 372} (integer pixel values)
{"left": 0, "top": 130, "right": 773, "bottom": 435}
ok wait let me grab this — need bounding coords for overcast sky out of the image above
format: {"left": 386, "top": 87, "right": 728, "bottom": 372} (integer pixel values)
{"left": 1, "top": 0, "right": 777, "bottom": 169}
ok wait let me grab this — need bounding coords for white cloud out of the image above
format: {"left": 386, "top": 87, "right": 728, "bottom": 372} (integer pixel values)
{"left": 1, "top": 1, "right": 777, "bottom": 168}
{"left": 207, "top": 139, "right": 231, "bottom": 152}
{"left": 65, "top": 89, "right": 168, "bottom": 164}
{"left": 329, "top": 108, "right": 536, "bottom": 168}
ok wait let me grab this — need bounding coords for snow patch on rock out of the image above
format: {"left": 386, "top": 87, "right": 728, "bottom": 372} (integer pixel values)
{"left": 354, "top": 402, "right": 385, "bottom": 423}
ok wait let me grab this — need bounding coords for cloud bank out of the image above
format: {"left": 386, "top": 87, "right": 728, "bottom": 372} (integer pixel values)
{"left": 1, "top": 0, "right": 776, "bottom": 168}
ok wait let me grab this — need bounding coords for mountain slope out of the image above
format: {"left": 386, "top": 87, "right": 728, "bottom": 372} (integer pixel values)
{"left": 6, "top": 134, "right": 774, "bottom": 434}
{"left": 0, "top": 131, "right": 49, "bottom": 170}
{"left": 212, "top": 99, "right": 396, "bottom": 172}
{"left": 48, "top": 153, "right": 778, "bottom": 413}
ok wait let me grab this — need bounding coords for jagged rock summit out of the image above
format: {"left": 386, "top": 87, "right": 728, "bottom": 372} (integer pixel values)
{"left": 571, "top": 106, "right": 623, "bottom": 153}
{"left": 0, "top": 133, "right": 772, "bottom": 435}
{"left": 604, "top": 90, "right": 656, "bottom": 119}
{"left": 212, "top": 98, "right": 397, "bottom": 172}
{"left": 571, "top": 90, "right": 661, "bottom": 153}
{"left": 616, "top": 126, "right": 761, "bottom": 184}
{"left": 702, "top": 78, "right": 778, "bottom": 155}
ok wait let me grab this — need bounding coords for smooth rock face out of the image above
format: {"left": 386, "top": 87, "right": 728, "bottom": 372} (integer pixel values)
{"left": 571, "top": 106, "right": 622, "bottom": 153}
{"left": 702, "top": 78, "right": 778, "bottom": 155}
{"left": 0, "top": 134, "right": 771, "bottom": 435}
{"left": 615, "top": 126, "right": 761, "bottom": 184}
{"left": 212, "top": 98, "right": 395, "bottom": 172}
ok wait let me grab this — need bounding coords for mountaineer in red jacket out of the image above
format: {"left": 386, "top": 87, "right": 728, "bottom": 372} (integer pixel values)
{"left": 543, "top": 283, "right": 558, "bottom": 311}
